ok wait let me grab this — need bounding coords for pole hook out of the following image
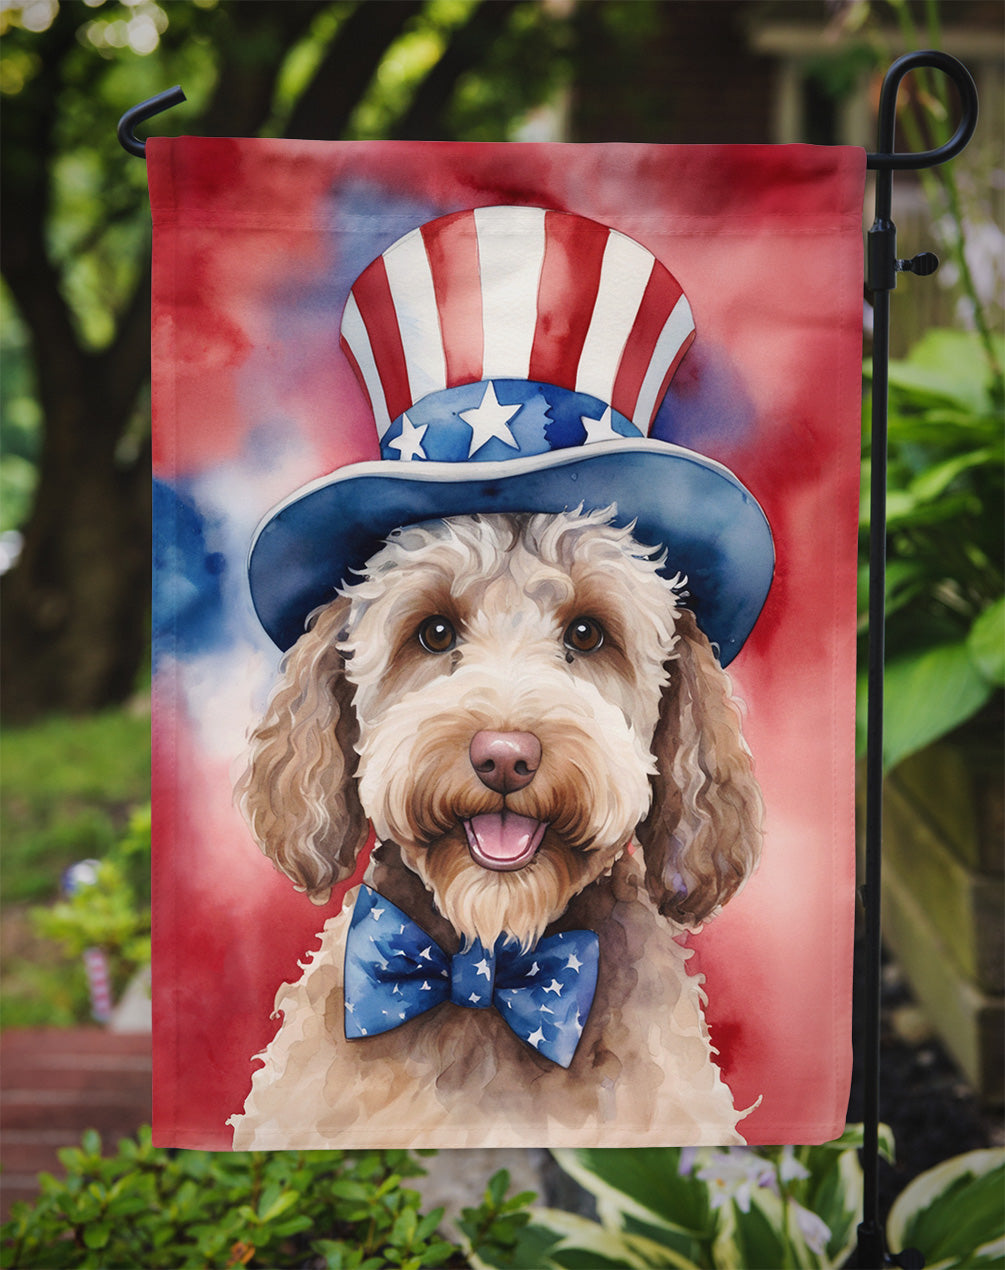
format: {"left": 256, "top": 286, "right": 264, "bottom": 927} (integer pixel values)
{"left": 866, "top": 49, "right": 978, "bottom": 172}
{"left": 117, "top": 86, "right": 187, "bottom": 158}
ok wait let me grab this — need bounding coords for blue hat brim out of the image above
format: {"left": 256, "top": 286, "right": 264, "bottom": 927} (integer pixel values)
{"left": 248, "top": 439, "right": 773, "bottom": 666}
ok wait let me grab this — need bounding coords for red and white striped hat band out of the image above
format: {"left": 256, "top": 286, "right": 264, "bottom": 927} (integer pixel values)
{"left": 339, "top": 206, "right": 695, "bottom": 440}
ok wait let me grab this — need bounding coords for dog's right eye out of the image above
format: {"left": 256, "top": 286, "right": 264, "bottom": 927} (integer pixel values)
{"left": 418, "top": 615, "right": 457, "bottom": 654}
{"left": 564, "top": 616, "right": 604, "bottom": 654}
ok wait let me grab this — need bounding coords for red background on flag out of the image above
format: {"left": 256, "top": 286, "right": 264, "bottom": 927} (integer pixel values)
{"left": 150, "top": 138, "right": 864, "bottom": 1148}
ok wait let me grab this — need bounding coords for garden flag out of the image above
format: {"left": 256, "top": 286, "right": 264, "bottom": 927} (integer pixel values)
{"left": 149, "top": 139, "right": 865, "bottom": 1150}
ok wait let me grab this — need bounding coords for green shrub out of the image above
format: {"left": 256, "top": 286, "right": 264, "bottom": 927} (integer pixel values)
{"left": 499, "top": 1135, "right": 1005, "bottom": 1270}
{"left": 859, "top": 329, "right": 1004, "bottom": 769}
{"left": 886, "top": 1147, "right": 1005, "bottom": 1270}
{"left": 31, "top": 805, "right": 152, "bottom": 1006}
{"left": 498, "top": 1127, "right": 892, "bottom": 1270}
{"left": 0, "top": 1129, "right": 536, "bottom": 1270}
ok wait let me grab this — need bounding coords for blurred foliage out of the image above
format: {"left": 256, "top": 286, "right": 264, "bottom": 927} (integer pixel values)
{"left": 32, "top": 804, "right": 151, "bottom": 1002}
{"left": 858, "top": 328, "right": 1004, "bottom": 767}
{"left": 886, "top": 1148, "right": 1005, "bottom": 1270}
{"left": 0, "top": 1128, "right": 538, "bottom": 1268}
{"left": 0, "top": 931, "right": 90, "bottom": 1028}
{"left": 507, "top": 1137, "right": 1005, "bottom": 1270}
{"left": 0, "top": 705, "right": 151, "bottom": 904}
{"left": 857, "top": 331, "right": 1004, "bottom": 769}
{"left": 0, "top": 288, "right": 40, "bottom": 534}
{"left": 1, "top": 709, "right": 151, "bottom": 1026}
{"left": 1, "top": 1137, "right": 541, "bottom": 1270}
{"left": 482, "top": 1128, "right": 893, "bottom": 1270}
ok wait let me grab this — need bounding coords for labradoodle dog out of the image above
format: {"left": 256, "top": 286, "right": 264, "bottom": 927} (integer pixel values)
{"left": 229, "top": 507, "right": 763, "bottom": 1149}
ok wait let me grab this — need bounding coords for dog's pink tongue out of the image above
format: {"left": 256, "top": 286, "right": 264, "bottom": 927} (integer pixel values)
{"left": 464, "top": 812, "right": 546, "bottom": 872}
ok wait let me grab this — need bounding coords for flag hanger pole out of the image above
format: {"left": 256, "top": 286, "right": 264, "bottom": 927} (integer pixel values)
{"left": 116, "top": 49, "right": 980, "bottom": 1270}
{"left": 116, "top": 84, "right": 186, "bottom": 157}
{"left": 859, "top": 49, "right": 977, "bottom": 1270}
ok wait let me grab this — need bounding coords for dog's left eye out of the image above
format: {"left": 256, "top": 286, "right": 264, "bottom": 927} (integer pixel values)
{"left": 418, "top": 615, "right": 457, "bottom": 654}
{"left": 564, "top": 617, "right": 604, "bottom": 654}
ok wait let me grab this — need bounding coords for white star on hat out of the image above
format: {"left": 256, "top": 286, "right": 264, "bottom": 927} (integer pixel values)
{"left": 460, "top": 382, "right": 521, "bottom": 456}
{"left": 388, "top": 413, "right": 428, "bottom": 461}
{"left": 581, "top": 406, "right": 621, "bottom": 445}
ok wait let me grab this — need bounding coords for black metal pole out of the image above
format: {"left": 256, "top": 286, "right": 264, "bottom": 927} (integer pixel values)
{"left": 858, "top": 51, "right": 977, "bottom": 1270}
{"left": 859, "top": 207, "right": 894, "bottom": 1270}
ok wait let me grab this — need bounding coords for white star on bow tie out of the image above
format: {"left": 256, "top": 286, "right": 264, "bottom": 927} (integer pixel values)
{"left": 460, "top": 382, "right": 521, "bottom": 456}
{"left": 475, "top": 958, "right": 492, "bottom": 980}
{"left": 388, "top": 413, "right": 428, "bottom": 462}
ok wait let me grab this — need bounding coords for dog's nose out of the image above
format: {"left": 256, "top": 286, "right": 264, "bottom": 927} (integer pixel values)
{"left": 469, "top": 730, "right": 542, "bottom": 794}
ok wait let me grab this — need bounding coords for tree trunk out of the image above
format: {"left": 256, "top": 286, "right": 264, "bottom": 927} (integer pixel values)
{"left": 0, "top": 344, "right": 151, "bottom": 718}
{"left": 0, "top": 0, "right": 537, "bottom": 719}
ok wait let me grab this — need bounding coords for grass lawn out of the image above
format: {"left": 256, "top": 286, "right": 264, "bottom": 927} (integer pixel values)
{"left": 1, "top": 702, "right": 151, "bottom": 1026}
{"left": 1, "top": 703, "right": 151, "bottom": 903}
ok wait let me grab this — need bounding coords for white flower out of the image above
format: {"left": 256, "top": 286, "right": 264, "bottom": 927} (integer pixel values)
{"left": 696, "top": 1150, "right": 772, "bottom": 1213}
{"left": 778, "top": 1145, "right": 811, "bottom": 1184}
{"left": 678, "top": 1146, "right": 698, "bottom": 1177}
{"left": 790, "top": 1199, "right": 832, "bottom": 1256}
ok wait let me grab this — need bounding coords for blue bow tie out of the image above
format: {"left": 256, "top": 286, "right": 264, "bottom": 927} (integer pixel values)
{"left": 343, "top": 886, "right": 599, "bottom": 1068}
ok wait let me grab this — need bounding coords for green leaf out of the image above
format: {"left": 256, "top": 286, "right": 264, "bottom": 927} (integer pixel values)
{"left": 887, "top": 329, "right": 1004, "bottom": 416}
{"left": 968, "top": 598, "right": 1005, "bottom": 686}
{"left": 909, "top": 447, "right": 999, "bottom": 505}
{"left": 550, "top": 1149, "right": 710, "bottom": 1238}
{"left": 259, "top": 1186, "right": 299, "bottom": 1223}
{"left": 531, "top": 1208, "right": 652, "bottom": 1269}
{"left": 881, "top": 640, "right": 995, "bottom": 769}
{"left": 886, "top": 489, "right": 978, "bottom": 532}
{"left": 887, "top": 1149, "right": 1005, "bottom": 1269}
{"left": 270, "top": 1214, "right": 314, "bottom": 1238}
{"left": 712, "top": 1196, "right": 788, "bottom": 1270}
{"left": 80, "top": 1129, "right": 102, "bottom": 1158}
{"left": 487, "top": 1169, "right": 511, "bottom": 1207}
{"left": 329, "top": 1178, "right": 372, "bottom": 1201}
{"left": 82, "top": 1221, "right": 112, "bottom": 1249}
{"left": 420, "top": 1240, "right": 458, "bottom": 1267}
{"left": 391, "top": 1208, "right": 417, "bottom": 1246}
{"left": 820, "top": 1123, "right": 894, "bottom": 1162}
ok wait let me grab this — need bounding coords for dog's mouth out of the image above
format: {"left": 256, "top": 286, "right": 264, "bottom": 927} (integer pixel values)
{"left": 462, "top": 812, "right": 548, "bottom": 872}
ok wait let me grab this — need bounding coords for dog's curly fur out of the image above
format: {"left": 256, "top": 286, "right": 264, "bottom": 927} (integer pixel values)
{"left": 230, "top": 508, "right": 763, "bottom": 1148}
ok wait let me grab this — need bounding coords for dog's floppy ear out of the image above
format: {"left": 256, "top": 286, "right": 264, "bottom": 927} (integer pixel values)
{"left": 235, "top": 596, "right": 368, "bottom": 905}
{"left": 635, "top": 607, "right": 763, "bottom": 928}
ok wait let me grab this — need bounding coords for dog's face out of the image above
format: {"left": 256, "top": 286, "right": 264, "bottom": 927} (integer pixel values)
{"left": 238, "top": 508, "right": 763, "bottom": 946}
{"left": 341, "top": 511, "right": 676, "bottom": 947}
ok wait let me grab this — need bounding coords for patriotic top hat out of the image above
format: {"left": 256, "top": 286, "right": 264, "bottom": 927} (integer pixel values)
{"left": 249, "top": 206, "right": 773, "bottom": 665}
